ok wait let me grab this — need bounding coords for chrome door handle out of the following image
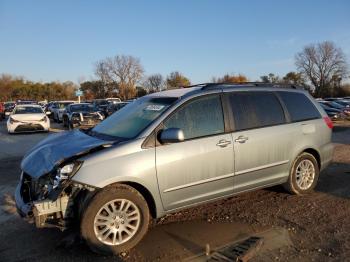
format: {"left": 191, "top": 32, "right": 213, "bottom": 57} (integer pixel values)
{"left": 235, "top": 136, "right": 248, "bottom": 143}
{"left": 216, "top": 139, "right": 231, "bottom": 148}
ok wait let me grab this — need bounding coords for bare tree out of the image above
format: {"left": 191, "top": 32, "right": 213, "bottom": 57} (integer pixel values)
{"left": 94, "top": 55, "right": 144, "bottom": 99}
{"left": 295, "top": 41, "right": 348, "bottom": 97}
{"left": 95, "top": 60, "right": 112, "bottom": 84}
{"left": 144, "top": 74, "right": 165, "bottom": 93}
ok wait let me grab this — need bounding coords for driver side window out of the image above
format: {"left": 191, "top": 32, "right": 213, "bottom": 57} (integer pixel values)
{"left": 163, "top": 94, "right": 224, "bottom": 140}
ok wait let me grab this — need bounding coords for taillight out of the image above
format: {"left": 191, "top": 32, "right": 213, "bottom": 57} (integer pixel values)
{"left": 323, "top": 116, "right": 333, "bottom": 129}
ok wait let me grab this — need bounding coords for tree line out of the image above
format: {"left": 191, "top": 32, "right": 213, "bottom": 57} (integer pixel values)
{"left": 0, "top": 41, "right": 348, "bottom": 102}
{"left": 0, "top": 74, "right": 77, "bottom": 101}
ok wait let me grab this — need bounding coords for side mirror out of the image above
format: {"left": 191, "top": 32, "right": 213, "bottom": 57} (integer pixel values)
{"left": 159, "top": 128, "right": 185, "bottom": 144}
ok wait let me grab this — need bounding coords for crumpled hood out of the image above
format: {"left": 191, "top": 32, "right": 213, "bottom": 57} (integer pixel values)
{"left": 21, "top": 130, "right": 114, "bottom": 179}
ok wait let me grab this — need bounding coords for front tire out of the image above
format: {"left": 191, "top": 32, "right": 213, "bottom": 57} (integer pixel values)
{"left": 284, "top": 152, "right": 319, "bottom": 195}
{"left": 81, "top": 184, "right": 150, "bottom": 255}
{"left": 53, "top": 113, "right": 58, "bottom": 123}
{"left": 63, "top": 116, "right": 67, "bottom": 127}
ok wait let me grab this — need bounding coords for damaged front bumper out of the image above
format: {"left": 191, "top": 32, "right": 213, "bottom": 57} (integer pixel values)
{"left": 15, "top": 172, "right": 95, "bottom": 229}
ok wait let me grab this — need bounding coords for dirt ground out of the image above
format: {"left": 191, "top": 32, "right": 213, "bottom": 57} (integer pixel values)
{"left": 0, "top": 121, "right": 349, "bottom": 261}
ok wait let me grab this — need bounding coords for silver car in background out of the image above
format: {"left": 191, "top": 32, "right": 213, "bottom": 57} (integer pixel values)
{"left": 15, "top": 83, "right": 333, "bottom": 255}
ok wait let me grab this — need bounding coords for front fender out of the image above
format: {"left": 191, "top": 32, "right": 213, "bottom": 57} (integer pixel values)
{"left": 71, "top": 140, "right": 165, "bottom": 218}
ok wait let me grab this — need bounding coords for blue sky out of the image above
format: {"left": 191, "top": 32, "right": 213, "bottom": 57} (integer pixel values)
{"left": 1, "top": 0, "right": 349, "bottom": 84}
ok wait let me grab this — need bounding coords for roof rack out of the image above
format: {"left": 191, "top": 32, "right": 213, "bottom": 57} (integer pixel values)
{"left": 200, "top": 82, "right": 304, "bottom": 90}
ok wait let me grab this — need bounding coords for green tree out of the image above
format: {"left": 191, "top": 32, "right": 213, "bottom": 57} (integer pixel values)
{"left": 80, "top": 81, "right": 106, "bottom": 99}
{"left": 260, "top": 73, "right": 280, "bottom": 83}
{"left": 0, "top": 74, "right": 77, "bottom": 101}
{"left": 213, "top": 74, "right": 248, "bottom": 83}
{"left": 166, "top": 71, "right": 191, "bottom": 89}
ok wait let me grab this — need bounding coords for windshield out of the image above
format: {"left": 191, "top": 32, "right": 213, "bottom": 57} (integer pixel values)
{"left": 94, "top": 100, "right": 108, "bottom": 106}
{"left": 92, "top": 96, "right": 178, "bottom": 139}
{"left": 71, "top": 104, "right": 95, "bottom": 112}
{"left": 58, "top": 102, "right": 73, "bottom": 109}
{"left": 14, "top": 107, "right": 43, "bottom": 114}
{"left": 5, "top": 103, "right": 15, "bottom": 108}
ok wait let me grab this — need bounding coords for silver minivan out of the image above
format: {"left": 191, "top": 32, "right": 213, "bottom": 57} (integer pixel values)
{"left": 15, "top": 83, "right": 333, "bottom": 255}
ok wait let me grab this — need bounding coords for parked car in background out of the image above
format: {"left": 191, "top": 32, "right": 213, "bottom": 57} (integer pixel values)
{"left": 106, "top": 102, "right": 129, "bottom": 116}
{"left": 4, "top": 102, "right": 16, "bottom": 116}
{"left": 92, "top": 99, "right": 109, "bottom": 117}
{"left": 62, "top": 103, "right": 104, "bottom": 129}
{"left": 106, "top": 98, "right": 122, "bottom": 104}
{"left": 318, "top": 102, "right": 345, "bottom": 120}
{"left": 15, "top": 83, "right": 333, "bottom": 255}
{"left": 332, "top": 99, "right": 350, "bottom": 108}
{"left": 319, "top": 100, "right": 350, "bottom": 119}
{"left": 16, "top": 100, "right": 37, "bottom": 105}
{"left": 323, "top": 97, "right": 341, "bottom": 102}
{"left": 125, "top": 98, "right": 136, "bottom": 103}
{"left": 7, "top": 104, "right": 50, "bottom": 133}
{"left": 45, "top": 101, "right": 57, "bottom": 116}
{"left": 38, "top": 100, "right": 47, "bottom": 109}
{"left": 0, "top": 102, "right": 5, "bottom": 120}
{"left": 51, "top": 101, "right": 75, "bottom": 122}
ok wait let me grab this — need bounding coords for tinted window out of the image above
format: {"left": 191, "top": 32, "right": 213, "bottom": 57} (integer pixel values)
{"left": 228, "top": 92, "right": 285, "bottom": 131}
{"left": 70, "top": 104, "right": 95, "bottom": 112}
{"left": 277, "top": 92, "right": 321, "bottom": 122}
{"left": 164, "top": 95, "right": 224, "bottom": 140}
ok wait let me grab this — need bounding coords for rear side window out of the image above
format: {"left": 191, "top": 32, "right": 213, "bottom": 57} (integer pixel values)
{"left": 164, "top": 95, "right": 224, "bottom": 140}
{"left": 227, "top": 92, "right": 285, "bottom": 131}
{"left": 277, "top": 92, "right": 321, "bottom": 122}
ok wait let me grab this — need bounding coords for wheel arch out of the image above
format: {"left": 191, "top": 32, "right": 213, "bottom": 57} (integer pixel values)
{"left": 101, "top": 181, "right": 159, "bottom": 219}
{"left": 299, "top": 147, "right": 321, "bottom": 169}
{"left": 121, "top": 181, "right": 158, "bottom": 219}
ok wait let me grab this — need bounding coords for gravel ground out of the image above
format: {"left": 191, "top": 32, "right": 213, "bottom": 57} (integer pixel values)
{"left": 0, "top": 120, "right": 349, "bottom": 261}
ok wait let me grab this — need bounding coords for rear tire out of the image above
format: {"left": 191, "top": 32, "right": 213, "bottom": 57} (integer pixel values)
{"left": 81, "top": 184, "right": 150, "bottom": 255}
{"left": 283, "top": 152, "right": 319, "bottom": 195}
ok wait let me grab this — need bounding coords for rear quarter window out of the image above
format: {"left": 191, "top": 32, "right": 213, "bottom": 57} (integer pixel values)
{"left": 277, "top": 92, "right": 321, "bottom": 122}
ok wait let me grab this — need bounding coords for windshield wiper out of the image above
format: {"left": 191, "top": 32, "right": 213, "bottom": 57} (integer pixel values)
{"left": 85, "top": 129, "right": 126, "bottom": 142}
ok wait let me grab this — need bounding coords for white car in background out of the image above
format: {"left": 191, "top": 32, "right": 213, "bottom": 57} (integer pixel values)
{"left": 51, "top": 101, "right": 75, "bottom": 122}
{"left": 7, "top": 105, "right": 50, "bottom": 133}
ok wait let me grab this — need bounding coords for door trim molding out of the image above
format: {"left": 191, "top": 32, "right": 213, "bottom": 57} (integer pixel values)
{"left": 163, "top": 172, "right": 234, "bottom": 193}
{"left": 235, "top": 160, "right": 289, "bottom": 176}
{"left": 163, "top": 160, "right": 289, "bottom": 193}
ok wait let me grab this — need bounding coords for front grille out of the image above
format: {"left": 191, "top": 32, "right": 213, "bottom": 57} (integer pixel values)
{"left": 82, "top": 113, "right": 100, "bottom": 120}
{"left": 21, "top": 172, "right": 52, "bottom": 202}
{"left": 21, "top": 173, "right": 36, "bottom": 203}
{"left": 15, "top": 124, "right": 44, "bottom": 132}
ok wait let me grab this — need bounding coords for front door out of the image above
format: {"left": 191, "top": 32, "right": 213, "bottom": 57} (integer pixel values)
{"left": 156, "top": 94, "right": 234, "bottom": 211}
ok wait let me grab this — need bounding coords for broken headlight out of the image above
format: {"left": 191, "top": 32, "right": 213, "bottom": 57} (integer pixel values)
{"left": 53, "top": 161, "right": 82, "bottom": 189}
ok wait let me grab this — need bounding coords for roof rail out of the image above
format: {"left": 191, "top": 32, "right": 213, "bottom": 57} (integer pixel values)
{"left": 197, "top": 82, "right": 303, "bottom": 90}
